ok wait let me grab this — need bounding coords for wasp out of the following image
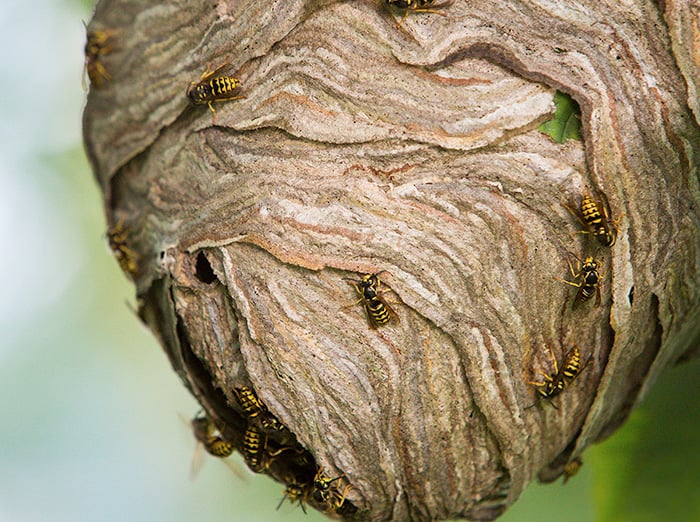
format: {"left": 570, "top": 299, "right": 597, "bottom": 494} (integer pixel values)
{"left": 83, "top": 24, "right": 117, "bottom": 90}
{"left": 527, "top": 345, "right": 587, "bottom": 407}
{"left": 575, "top": 194, "right": 618, "bottom": 247}
{"left": 562, "top": 457, "right": 583, "bottom": 484}
{"left": 277, "top": 480, "right": 313, "bottom": 514}
{"left": 242, "top": 424, "right": 266, "bottom": 472}
{"left": 190, "top": 413, "right": 234, "bottom": 458}
{"left": 235, "top": 386, "right": 264, "bottom": 419}
{"left": 312, "top": 468, "right": 353, "bottom": 512}
{"left": 107, "top": 220, "right": 138, "bottom": 277}
{"left": 234, "top": 386, "right": 284, "bottom": 431}
{"left": 386, "top": 0, "right": 449, "bottom": 26}
{"left": 186, "top": 62, "right": 245, "bottom": 123}
{"left": 556, "top": 252, "right": 604, "bottom": 307}
{"left": 344, "top": 272, "right": 399, "bottom": 328}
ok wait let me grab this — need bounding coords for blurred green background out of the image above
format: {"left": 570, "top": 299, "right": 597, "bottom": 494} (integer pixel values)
{"left": 1, "top": 1, "right": 698, "bottom": 520}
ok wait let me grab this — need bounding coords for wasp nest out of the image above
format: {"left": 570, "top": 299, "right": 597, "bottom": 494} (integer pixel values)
{"left": 84, "top": 0, "right": 700, "bottom": 520}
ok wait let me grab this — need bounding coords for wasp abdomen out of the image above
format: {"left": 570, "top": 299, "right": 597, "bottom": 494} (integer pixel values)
{"left": 191, "top": 413, "right": 234, "bottom": 458}
{"left": 186, "top": 63, "right": 245, "bottom": 122}
{"left": 242, "top": 424, "right": 265, "bottom": 472}
{"left": 367, "top": 299, "right": 391, "bottom": 325}
{"left": 345, "top": 272, "right": 399, "bottom": 328}
{"left": 188, "top": 76, "right": 241, "bottom": 105}
{"left": 580, "top": 194, "right": 617, "bottom": 247}
{"left": 528, "top": 345, "right": 586, "bottom": 405}
{"left": 236, "top": 386, "right": 263, "bottom": 419}
{"left": 561, "top": 346, "right": 581, "bottom": 380}
{"left": 387, "top": 0, "right": 439, "bottom": 9}
{"left": 206, "top": 438, "right": 234, "bottom": 458}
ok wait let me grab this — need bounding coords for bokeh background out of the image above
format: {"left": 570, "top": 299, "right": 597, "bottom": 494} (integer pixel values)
{"left": 1, "top": 1, "right": 698, "bottom": 520}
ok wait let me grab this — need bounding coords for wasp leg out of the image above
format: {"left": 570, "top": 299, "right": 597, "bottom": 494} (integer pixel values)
{"left": 411, "top": 7, "right": 447, "bottom": 15}
{"left": 546, "top": 344, "right": 559, "bottom": 375}
{"left": 332, "top": 483, "right": 353, "bottom": 511}
{"left": 396, "top": 10, "right": 410, "bottom": 28}
{"left": 206, "top": 96, "right": 247, "bottom": 124}
{"left": 207, "top": 102, "right": 218, "bottom": 124}
{"left": 554, "top": 276, "right": 583, "bottom": 289}
{"left": 94, "top": 61, "right": 112, "bottom": 82}
{"left": 565, "top": 253, "right": 582, "bottom": 278}
{"left": 341, "top": 296, "right": 365, "bottom": 309}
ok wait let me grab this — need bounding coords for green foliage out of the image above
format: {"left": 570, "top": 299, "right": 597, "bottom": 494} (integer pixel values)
{"left": 538, "top": 91, "right": 582, "bottom": 143}
{"left": 499, "top": 466, "right": 594, "bottom": 522}
{"left": 590, "top": 359, "right": 700, "bottom": 522}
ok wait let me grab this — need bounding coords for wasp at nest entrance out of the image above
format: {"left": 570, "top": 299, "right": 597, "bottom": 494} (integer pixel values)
{"left": 190, "top": 386, "right": 357, "bottom": 517}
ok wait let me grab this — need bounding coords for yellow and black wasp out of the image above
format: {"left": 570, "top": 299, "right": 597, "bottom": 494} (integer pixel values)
{"left": 562, "top": 457, "right": 583, "bottom": 484}
{"left": 186, "top": 62, "right": 245, "bottom": 123}
{"left": 235, "top": 386, "right": 264, "bottom": 419}
{"left": 242, "top": 424, "right": 266, "bottom": 472}
{"left": 277, "top": 480, "right": 313, "bottom": 514}
{"left": 312, "top": 468, "right": 353, "bottom": 513}
{"left": 83, "top": 24, "right": 117, "bottom": 90}
{"left": 234, "top": 386, "right": 284, "bottom": 431}
{"left": 576, "top": 194, "right": 618, "bottom": 247}
{"left": 556, "top": 252, "right": 604, "bottom": 307}
{"left": 344, "top": 272, "right": 399, "bottom": 328}
{"left": 190, "top": 412, "right": 234, "bottom": 458}
{"left": 107, "top": 220, "right": 139, "bottom": 278}
{"left": 527, "top": 345, "right": 587, "bottom": 408}
{"left": 385, "top": 0, "right": 449, "bottom": 26}
{"left": 187, "top": 411, "right": 248, "bottom": 481}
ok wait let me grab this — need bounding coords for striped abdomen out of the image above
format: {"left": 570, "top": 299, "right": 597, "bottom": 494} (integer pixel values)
{"left": 581, "top": 195, "right": 603, "bottom": 227}
{"left": 188, "top": 76, "right": 240, "bottom": 104}
{"left": 236, "top": 386, "right": 263, "bottom": 419}
{"left": 576, "top": 270, "right": 599, "bottom": 302}
{"left": 365, "top": 299, "right": 391, "bottom": 325}
{"left": 242, "top": 425, "right": 265, "bottom": 472}
{"left": 561, "top": 347, "right": 581, "bottom": 380}
{"left": 191, "top": 414, "right": 234, "bottom": 458}
{"left": 205, "top": 437, "right": 234, "bottom": 458}
{"left": 581, "top": 195, "right": 615, "bottom": 247}
{"left": 387, "top": 0, "right": 435, "bottom": 7}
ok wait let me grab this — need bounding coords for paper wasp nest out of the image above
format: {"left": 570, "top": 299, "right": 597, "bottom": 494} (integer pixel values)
{"left": 83, "top": 0, "right": 700, "bottom": 520}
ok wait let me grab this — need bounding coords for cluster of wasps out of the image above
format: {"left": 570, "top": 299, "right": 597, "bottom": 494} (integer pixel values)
{"left": 186, "top": 274, "right": 400, "bottom": 514}
{"left": 526, "top": 194, "right": 619, "bottom": 480}
{"left": 528, "top": 194, "right": 619, "bottom": 406}
{"left": 555, "top": 194, "right": 617, "bottom": 307}
{"left": 190, "top": 386, "right": 355, "bottom": 516}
